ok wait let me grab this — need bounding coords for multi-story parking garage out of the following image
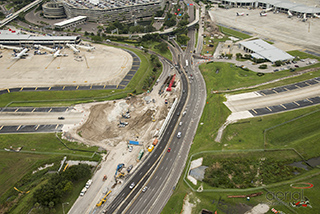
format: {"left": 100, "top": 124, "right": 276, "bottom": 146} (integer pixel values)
{"left": 43, "top": 0, "right": 165, "bottom": 22}
{"left": 217, "top": 0, "right": 320, "bottom": 17}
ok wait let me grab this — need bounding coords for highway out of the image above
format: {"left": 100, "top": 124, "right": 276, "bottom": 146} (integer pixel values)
{"left": 104, "top": 2, "right": 207, "bottom": 214}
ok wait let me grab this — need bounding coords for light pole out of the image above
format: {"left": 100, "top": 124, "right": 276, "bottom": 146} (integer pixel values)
{"left": 62, "top": 202, "right": 69, "bottom": 214}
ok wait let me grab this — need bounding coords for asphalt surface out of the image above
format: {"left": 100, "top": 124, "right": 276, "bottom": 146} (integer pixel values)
{"left": 104, "top": 59, "right": 189, "bottom": 214}
{"left": 0, "top": 50, "right": 139, "bottom": 94}
{"left": 0, "top": 107, "right": 83, "bottom": 134}
{"left": 115, "top": 3, "right": 206, "bottom": 214}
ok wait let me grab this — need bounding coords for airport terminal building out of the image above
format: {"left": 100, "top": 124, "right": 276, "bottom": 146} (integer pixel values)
{"left": 43, "top": 0, "right": 165, "bottom": 22}
{"left": 0, "top": 30, "right": 81, "bottom": 45}
{"left": 217, "top": 0, "right": 320, "bottom": 17}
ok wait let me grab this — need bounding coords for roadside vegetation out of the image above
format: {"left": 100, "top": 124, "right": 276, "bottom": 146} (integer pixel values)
{"left": 163, "top": 49, "right": 320, "bottom": 213}
{"left": 0, "top": 133, "right": 100, "bottom": 214}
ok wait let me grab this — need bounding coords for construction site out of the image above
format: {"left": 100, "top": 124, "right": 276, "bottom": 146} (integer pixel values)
{"left": 63, "top": 69, "right": 181, "bottom": 212}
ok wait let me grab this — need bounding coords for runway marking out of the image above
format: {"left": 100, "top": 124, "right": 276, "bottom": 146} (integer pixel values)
{"left": 293, "top": 101, "right": 300, "bottom": 106}
{"left": 14, "top": 108, "right": 19, "bottom": 113}
{"left": 35, "top": 125, "right": 39, "bottom": 130}
{"left": 20, "top": 87, "right": 23, "bottom": 91}
{"left": 266, "top": 107, "right": 272, "bottom": 111}
{"left": 306, "top": 98, "right": 313, "bottom": 103}
{"left": 280, "top": 104, "right": 286, "bottom": 109}
{"left": 17, "top": 125, "right": 21, "bottom": 131}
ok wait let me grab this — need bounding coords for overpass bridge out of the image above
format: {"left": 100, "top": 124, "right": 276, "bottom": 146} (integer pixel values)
{"left": 0, "top": 0, "right": 43, "bottom": 28}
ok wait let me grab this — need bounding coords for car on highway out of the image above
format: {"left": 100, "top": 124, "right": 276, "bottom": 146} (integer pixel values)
{"left": 142, "top": 186, "right": 148, "bottom": 192}
{"left": 177, "top": 132, "right": 182, "bottom": 138}
{"left": 183, "top": 111, "right": 187, "bottom": 116}
{"left": 80, "top": 187, "right": 87, "bottom": 196}
{"left": 58, "top": 117, "right": 65, "bottom": 120}
{"left": 129, "top": 182, "right": 135, "bottom": 189}
{"left": 183, "top": 90, "right": 186, "bottom": 93}
{"left": 177, "top": 112, "right": 180, "bottom": 116}
{"left": 179, "top": 122, "right": 183, "bottom": 126}
{"left": 167, "top": 148, "right": 171, "bottom": 153}
{"left": 295, "top": 65, "right": 300, "bottom": 68}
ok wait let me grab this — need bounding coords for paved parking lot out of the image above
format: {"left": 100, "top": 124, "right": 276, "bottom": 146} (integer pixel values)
{"left": 0, "top": 44, "right": 133, "bottom": 90}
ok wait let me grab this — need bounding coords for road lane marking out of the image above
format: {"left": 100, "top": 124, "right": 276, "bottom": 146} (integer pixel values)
{"left": 17, "top": 125, "right": 21, "bottom": 131}
{"left": 48, "top": 87, "right": 51, "bottom": 91}
{"left": 14, "top": 108, "right": 19, "bottom": 113}
{"left": 280, "top": 104, "right": 286, "bottom": 109}
{"left": 35, "top": 87, "right": 38, "bottom": 91}
{"left": 62, "top": 86, "right": 65, "bottom": 90}
{"left": 35, "top": 125, "right": 39, "bottom": 130}
{"left": 76, "top": 86, "right": 79, "bottom": 90}
{"left": 266, "top": 107, "right": 272, "bottom": 111}
{"left": 32, "top": 108, "right": 35, "bottom": 112}
{"left": 48, "top": 108, "right": 52, "bottom": 113}
{"left": 293, "top": 101, "right": 300, "bottom": 106}
{"left": 306, "top": 98, "right": 313, "bottom": 103}
{"left": 55, "top": 124, "right": 59, "bottom": 129}
{"left": 0, "top": 126, "right": 3, "bottom": 130}
{"left": 20, "top": 87, "right": 23, "bottom": 91}
{"left": 251, "top": 109, "right": 257, "bottom": 114}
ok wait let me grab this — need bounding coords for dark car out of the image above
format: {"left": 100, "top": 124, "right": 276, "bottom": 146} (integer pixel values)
{"left": 294, "top": 65, "right": 300, "bottom": 68}
{"left": 58, "top": 117, "right": 65, "bottom": 120}
{"left": 177, "top": 112, "right": 180, "bottom": 116}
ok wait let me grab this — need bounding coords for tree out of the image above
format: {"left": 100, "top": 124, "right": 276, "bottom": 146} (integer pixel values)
{"left": 275, "top": 60, "right": 282, "bottom": 66}
{"left": 177, "top": 34, "right": 190, "bottom": 45}
{"left": 154, "top": 42, "right": 168, "bottom": 53}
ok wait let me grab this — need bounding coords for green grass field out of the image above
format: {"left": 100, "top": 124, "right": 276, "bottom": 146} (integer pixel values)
{"left": 163, "top": 51, "right": 320, "bottom": 213}
{"left": 219, "top": 26, "right": 252, "bottom": 40}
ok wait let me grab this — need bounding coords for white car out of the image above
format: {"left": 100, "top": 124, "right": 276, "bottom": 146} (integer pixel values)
{"left": 128, "top": 146, "right": 133, "bottom": 152}
{"left": 129, "top": 182, "right": 135, "bottom": 189}
{"left": 142, "top": 186, "right": 148, "bottom": 192}
{"left": 85, "top": 179, "right": 92, "bottom": 188}
{"left": 80, "top": 187, "right": 87, "bottom": 196}
{"left": 177, "top": 132, "right": 182, "bottom": 138}
{"left": 179, "top": 122, "right": 183, "bottom": 126}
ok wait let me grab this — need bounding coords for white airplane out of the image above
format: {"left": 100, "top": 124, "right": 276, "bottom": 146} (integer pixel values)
{"left": 34, "top": 44, "right": 56, "bottom": 53}
{"left": 53, "top": 49, "right": 68, "bottom": 58}
{"left": 260, "top": 12, "right": 267, "bottom": 16}
{"left": 0, "top": 44, "right": 23, "bottom": 51}
{"left": 236, "top": 12, "right": 245, "bottom": 16}
{"left": 66, "top": 43, "right": 80, "bottom": 53}
{"left": 302, "top": 13, "right": 307, "bottom": 22}
{"left": 14, "top": 48, "right": 28, "bottom": 59}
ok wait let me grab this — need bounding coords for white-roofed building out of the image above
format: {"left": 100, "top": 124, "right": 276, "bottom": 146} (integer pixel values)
{"left": 54, "top": 16, "right": 87, "bottom": 29}
{"left": 239, "top": 39, "right": 294, "bottom": 63}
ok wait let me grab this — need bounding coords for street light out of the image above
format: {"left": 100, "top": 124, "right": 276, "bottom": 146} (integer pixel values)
{"left": 62, "top": 202, "right": 69, "bottom": 214}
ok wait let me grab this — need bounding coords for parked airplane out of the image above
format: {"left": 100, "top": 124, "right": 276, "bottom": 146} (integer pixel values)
{"left": 302, "top": 13, "right": 307, "bottom": 22}
{"left": 236, "top": 12, "right": 245, "bottom": 16}
{"left": 13, "top": 48, "right": 28, "bottom": 59}
{"left": 53, "top": 49, "right": 68, "bottom": 57}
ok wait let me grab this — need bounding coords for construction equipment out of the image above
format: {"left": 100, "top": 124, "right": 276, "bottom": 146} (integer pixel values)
{"left": 96, "top": 190, "right": 112, "bottom": 207}
{"left": 115, "top": 163, "right": 124, "bottom": 175}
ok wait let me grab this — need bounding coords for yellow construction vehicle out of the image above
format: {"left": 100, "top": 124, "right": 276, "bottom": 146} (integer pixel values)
{"left": 96, "top": 190, "right": 112, "bottom": 207}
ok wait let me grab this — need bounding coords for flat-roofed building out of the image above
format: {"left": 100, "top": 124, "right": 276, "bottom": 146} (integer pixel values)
{"left": 239, "top": 39, "right": 294, "bottom": 62}
{"left": 0, "top": 30, "right": 81, "bottom": 45}
{"left": 54, "top": 16, "right": 87, "bottom": 29}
